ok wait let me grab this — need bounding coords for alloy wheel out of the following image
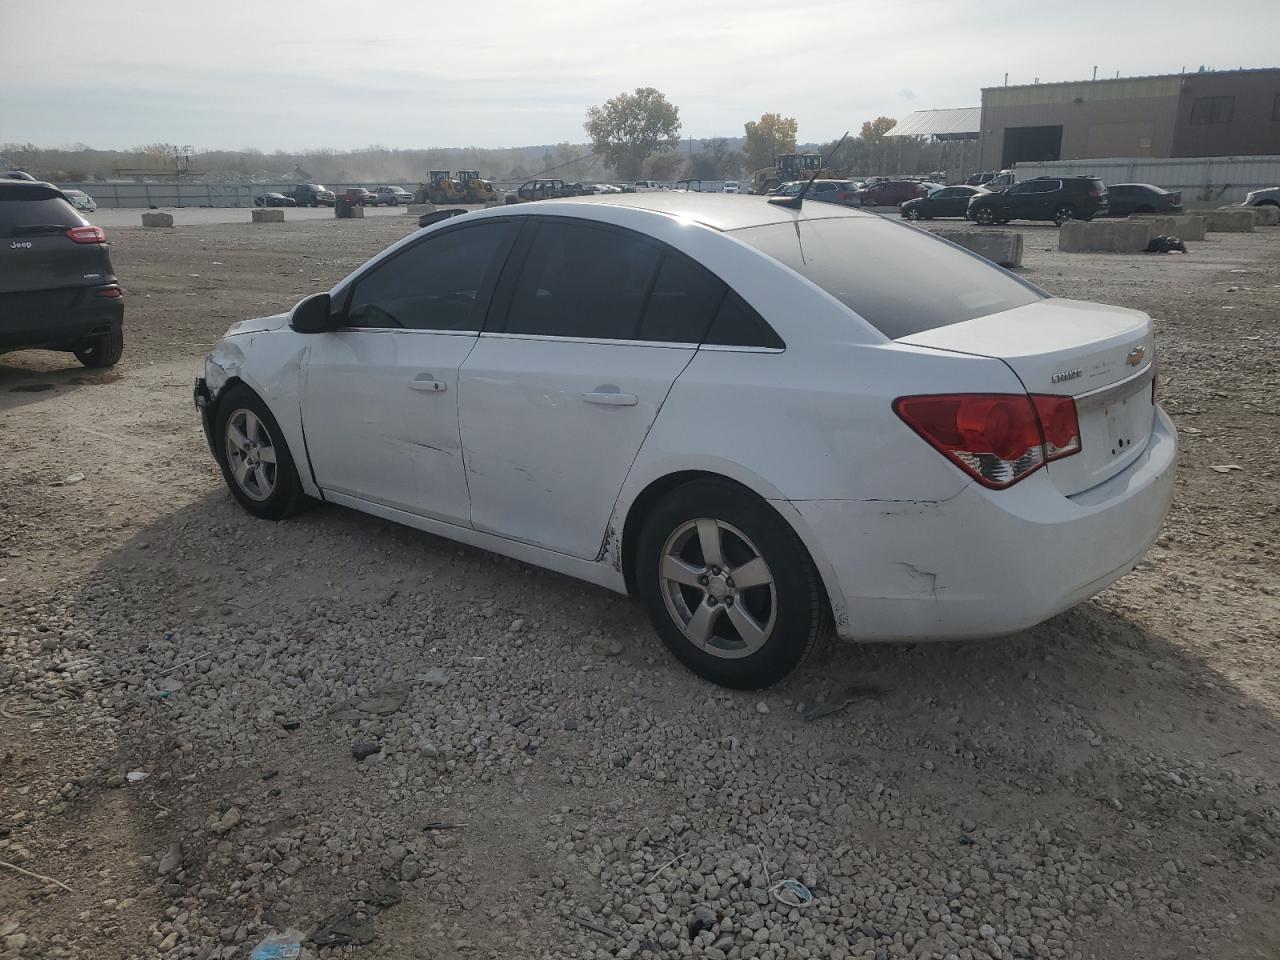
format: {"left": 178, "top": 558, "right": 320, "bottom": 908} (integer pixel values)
{"left": 659, "top": 518, "right": 777, "bottom": 660}
{"left": 224, "top": 408, "right": 278, "bottom": 502}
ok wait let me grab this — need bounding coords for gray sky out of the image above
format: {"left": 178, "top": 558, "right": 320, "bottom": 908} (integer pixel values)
{"left": 2, "top": 0, "right": 1276, "bottom": 151}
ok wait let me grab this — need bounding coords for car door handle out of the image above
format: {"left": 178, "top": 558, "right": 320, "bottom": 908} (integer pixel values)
{"left": 407, "top": 378, "right": 446, "bottom": 393}
{"left": 582, "top": 390, "right": 637, "bottom": 406}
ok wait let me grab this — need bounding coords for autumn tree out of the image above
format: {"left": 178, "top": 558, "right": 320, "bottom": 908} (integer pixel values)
{"left": 584, "top": 87, "right": 681, "bottom": 180}
{"left": 860, "top": 117, "right": 897, "bottom": 143}
{"left": 743, "top": 113, "right": 798, "bottom": 172}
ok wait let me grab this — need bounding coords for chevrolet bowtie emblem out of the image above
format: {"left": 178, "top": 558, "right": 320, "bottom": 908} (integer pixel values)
{"left": 1126, "top": 345, "right": 1146, "bottom": 367}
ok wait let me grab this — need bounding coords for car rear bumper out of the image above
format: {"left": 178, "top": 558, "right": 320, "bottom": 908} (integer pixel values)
{"left": 0, "top": 287, "right": 123, "bottom": 352}
{"left": 794, "top": 407, "right": 1177, "bottom": 642}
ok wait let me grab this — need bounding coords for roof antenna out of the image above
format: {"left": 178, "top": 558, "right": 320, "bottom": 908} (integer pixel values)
{"left": 769, "top": 130, "right": 850, "bottom": 210}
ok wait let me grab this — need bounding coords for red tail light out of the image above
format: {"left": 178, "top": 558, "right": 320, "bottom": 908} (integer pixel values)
{"left": 1089, "top": 189, "right": 1103, "bottom": 199}
{"left": 94, "top": 286, "right": 123, "bottom": 299}
{"left": 894, "top": 393, "right": 1080, "bottom": 489}
{"left": 67, "top": 225, "right": 106, "bottom": 244}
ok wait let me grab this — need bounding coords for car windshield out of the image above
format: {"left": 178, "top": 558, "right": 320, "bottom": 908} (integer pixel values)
{"left": 731, "top": 216, "right": 1043, "bottom": 339}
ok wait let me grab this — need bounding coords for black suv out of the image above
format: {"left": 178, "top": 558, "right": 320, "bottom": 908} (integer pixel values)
{"left": 0, "top": 181, "right": 124, "bottom": 367}
{"left": 967, "top": 177, "right": 1108, "bottom": 226}
{"left": 283, "top": 184, "right": 335, "bottom": 207}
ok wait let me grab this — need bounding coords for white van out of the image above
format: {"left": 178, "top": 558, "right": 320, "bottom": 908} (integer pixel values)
{"left": 633, "top": 180, "right": 665, "bottom": 192}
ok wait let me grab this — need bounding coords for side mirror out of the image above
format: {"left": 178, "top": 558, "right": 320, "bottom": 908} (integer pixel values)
{"left": 289, "top": 292, "right": 335, "bottom": 333}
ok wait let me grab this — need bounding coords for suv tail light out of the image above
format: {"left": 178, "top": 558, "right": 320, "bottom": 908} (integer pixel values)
{"left": 1089, "top": 189, "right": 1103, "bottom": 199}
{"left": 66, "top": 225, "right": 106, "bottom": 244}
{"left": 893, "top": 393, "right": 1080, "bottom": 489}
{"left": 94, "top": 286, "right": 123, "bottom": 299}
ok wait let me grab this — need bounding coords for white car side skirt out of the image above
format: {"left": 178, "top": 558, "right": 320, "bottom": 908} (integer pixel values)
{"left": 322, "top": 491, "right": 630, "bottom": 596}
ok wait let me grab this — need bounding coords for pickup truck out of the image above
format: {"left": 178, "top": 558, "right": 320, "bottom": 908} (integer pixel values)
{"left": 282, "top": 184, "right": 335, "bottom": 207}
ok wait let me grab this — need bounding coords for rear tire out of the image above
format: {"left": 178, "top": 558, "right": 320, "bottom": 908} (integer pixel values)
{"left": 1053, "top": 204, "right": 1076, "bottom": 227}
{"left": 635, "top": 479, "right": 828, "bottom": 689}
{"left": 213, "top": 385, "right": 308, "bottom": 520}
{"left": 974, "top": 207, "right": 996, "bottom": 226}
{"left": 73, "top": 326, "right": 123, "bottom": 368}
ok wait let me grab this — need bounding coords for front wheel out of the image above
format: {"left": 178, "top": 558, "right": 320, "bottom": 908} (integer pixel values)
{"left": 214, "top": 385, "right": 308, "bottom": 520}
{"left": 73, "top": 326, "right": 123, "bottom": 368}
{"left": 974, "top": 206, "right": 996, "bottom": 226}
{"left": 904, "top": 207, "right": 922, "bottom": 220}
{"left": 1053, "top": 204, "right": 1076, "bottom": 226}
{"left": 636, "top": 480, "right": 827, "bottom": 689}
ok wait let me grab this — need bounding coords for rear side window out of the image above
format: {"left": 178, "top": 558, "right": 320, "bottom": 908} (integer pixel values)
{"left": 0, "top": 195, "right": 83, "bottom": 235}
{"left": 503, "top": 221, "right": 661, "bottom": 339}
{"left": 731, "top": 217, "right": 1042, "bottom": 340}
{"left": 638, "top": 253, "right": 726, "bottom": 344}
{"left": 704, "top": 291, "right": 784, "bottom": 349}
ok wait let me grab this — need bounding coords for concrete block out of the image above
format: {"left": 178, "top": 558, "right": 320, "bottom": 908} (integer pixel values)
{"left": 1128, "top": 214, "right": 1206, "bottom": 241}
{"left": 141, "top": 212, "right": 173, "bottom": 228}
{"left": 933, "top": 229, "right": 1023, "bottom": 267}
{"left": 334, "top": 199, "right": 365, "bottom": 219}
{"left": 1058, "top": 219, "right": 1154, "bottom": 253}
{"left": 252, "top": 208, "right": 284, "bottom": 223}
{"left": 1246, "top": 204, "right": 1279, "bottom": 225}
{"left": 1203, "top": 209, "right": 1255, "bottom": 232}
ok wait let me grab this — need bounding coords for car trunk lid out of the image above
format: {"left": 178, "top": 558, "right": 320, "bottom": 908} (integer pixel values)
{"left": 898, "top": 298, "right": 1155, "bottom": 496}
{"left": 0, "top": 191, "right": 113, "bottom": 297}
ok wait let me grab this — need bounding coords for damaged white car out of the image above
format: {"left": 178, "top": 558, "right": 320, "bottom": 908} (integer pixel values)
{"left": 195, "top": 192, "right": 1176, "bottom": 688}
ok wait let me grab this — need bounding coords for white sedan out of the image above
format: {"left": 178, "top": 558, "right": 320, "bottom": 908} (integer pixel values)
{"left": 195, "top": 193, "right": 1176, "bottom": 689}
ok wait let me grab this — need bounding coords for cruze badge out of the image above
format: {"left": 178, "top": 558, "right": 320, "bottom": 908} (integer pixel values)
{"left": 1051, "top": 368, "right": 1083, "bottom": 384}
{"left": 1126, "top": 345, "right": 1146, "bottom": 367}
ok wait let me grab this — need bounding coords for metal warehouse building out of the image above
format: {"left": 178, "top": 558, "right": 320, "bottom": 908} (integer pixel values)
{"left": 978, "top": 67, "right": 1280, "bottom": 170}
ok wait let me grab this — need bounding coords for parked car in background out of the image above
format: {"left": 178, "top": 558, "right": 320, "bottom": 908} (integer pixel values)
{"left": 723, "top": 181, "right": 741, "bottom": 194}
{"left": 860, "top": 180, "right": 929, "bottom": 207}
{"left": 254, "top": 192, "right": 296, "bottom": 208}
{"left": 1, "top": 180, "right": 124, "bottom": 367}
{"left": 62, "top": 188, "right": 98, "bottom": 213}
{"left": 1244, "top": 186, "right": 1280, "bottom": 208}
{"left": 195, "top": 192, "right": 1175, "bottom": 689}
{"left": 371, "top": 186, "right": 413, "bottom": 206}
{"left": 3, "top": 170, "right": 38, "bottom": 181}
{"left": 771, "top": 180, "right": 862, "bottom": 207}
{"left": 633, "top": 180, "right": 665, "bottom": 192}
{"left": 1105, "top": 184, "right": 1181, "bottom": 217}
{"left": 901, "top": 185, "right": 987, "bottom": 220}
{"left": 504, "top": 179, "right": 566, "bottom": 204}
{"left": 341, "top": 187, "right": 374, "bottom": 206}
{"left": 282, "top": 184, "right": 335, "bottom": 207}
{"left": 967, "top": 177, "right": 1107, "bottom": 226}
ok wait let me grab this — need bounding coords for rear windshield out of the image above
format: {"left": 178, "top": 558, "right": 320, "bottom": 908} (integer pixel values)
{"left": 0, "top": 196, "right": 84, "bottom": 236}
{"left": 731, "top": 216, "right": 1043, "bottom": 340}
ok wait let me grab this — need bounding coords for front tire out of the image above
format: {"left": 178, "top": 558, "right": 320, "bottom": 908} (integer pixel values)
{"left": 73, "top": 326, "right": 123, "bottom": 368}
{"left": 214, "top": 385, "right": 307, "bottom": 520}
{"left": 1053, "top": 204, "right": 1076, "bottom": 226}
{"left": 974, "top": 206, "right": 996, "bottom": 226}
{"left": 636, "top": 480, "right": 827, "bottom": 689}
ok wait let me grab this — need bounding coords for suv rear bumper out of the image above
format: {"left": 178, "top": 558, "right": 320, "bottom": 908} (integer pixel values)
{"left": 0, "top": 287, "right": 123, "bottom": 352}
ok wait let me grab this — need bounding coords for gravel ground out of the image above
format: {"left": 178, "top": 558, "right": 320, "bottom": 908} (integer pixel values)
{"left": 1, "top": 214, "right": 1278, "bottom": 960}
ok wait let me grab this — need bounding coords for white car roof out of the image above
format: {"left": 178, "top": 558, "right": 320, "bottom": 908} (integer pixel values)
{"left": 533, "top": 192, "right": 866, "bottom": 232}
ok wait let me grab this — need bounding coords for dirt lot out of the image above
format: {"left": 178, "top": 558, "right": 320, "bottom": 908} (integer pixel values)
{"left": 1, "top": 213, "right": 1278, "bottom": 960}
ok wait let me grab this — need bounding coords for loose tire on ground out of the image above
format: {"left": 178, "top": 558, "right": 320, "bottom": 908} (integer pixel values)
{"left": 635, "top": 479, "right": 828, "bottom": 689}
{"left": 73, "top": 326, "right": 124, "bottom": 368}
{"left": 213, "top": 384, "right": 309, "bottom": 520}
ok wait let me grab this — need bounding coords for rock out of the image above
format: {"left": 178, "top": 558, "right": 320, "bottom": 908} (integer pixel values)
{"left": 212, "top": 807, "right": 241, "bottom": 835}
{"left": 591, "top": 637, "right": 624, "bottom": 657}
{"left": 563, "top": 718, "right": 578, "bottom": 731}
{"left": 5, "top": 933, "right": 29, "bottom": 952}
{"left": 756, "top": 701, "right": 770, "bottom": 714}
{"left": 158, "top": 841, "right": 183, "bottom": 875}
{"left": 352, "top": 742, "right": 382, "bottom": 761}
